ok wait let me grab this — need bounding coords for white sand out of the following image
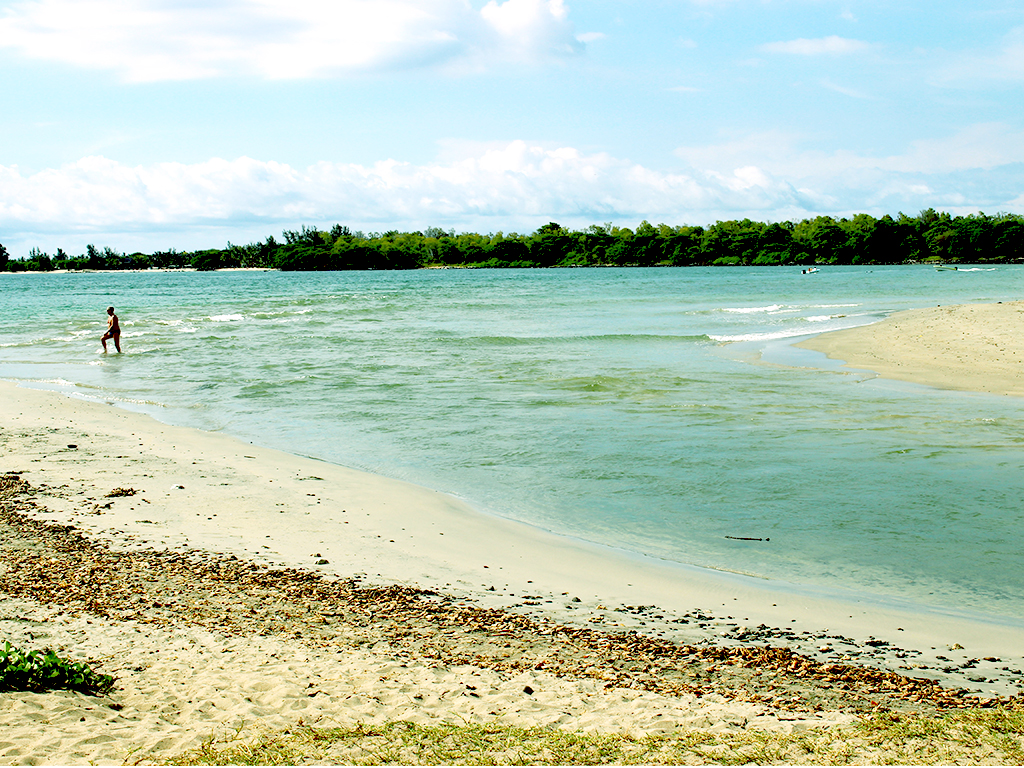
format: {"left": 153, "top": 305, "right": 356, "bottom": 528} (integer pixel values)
{"left": 796, "top": 301, "right": 1024, "bottom": 397}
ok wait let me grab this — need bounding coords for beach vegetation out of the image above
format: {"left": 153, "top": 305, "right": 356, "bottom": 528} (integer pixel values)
{"left": 162, "top": 708, "right": 1024, "bottom": 765}
{"left": 0, "top": 640, "right": 115, "bottom": 696}
{"left": 5, "top": 208, "right": 1024, "bottom": 272}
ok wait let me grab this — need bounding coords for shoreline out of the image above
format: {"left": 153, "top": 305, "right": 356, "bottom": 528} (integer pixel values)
{"left": 795, "top": 300, "right": 1024, "bottom": 397}
{"left": 2, "top": 380, "right": 1024, "bottom": 762}
{"left": 2, "top": 380, "right": 1022, "bottom": 687}
{"left": 0, "top": 496, "right": 1001, "bottom": 764}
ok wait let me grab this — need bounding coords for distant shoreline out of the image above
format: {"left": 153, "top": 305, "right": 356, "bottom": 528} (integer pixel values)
{"left": 5, "top": 209, "right": 1024, "bottom": 272}
{"left": 0, "top": 266, "right": 272, "bottom": 274}
{"left": 0, "top": 262, "right": 1010, "bottom": 275}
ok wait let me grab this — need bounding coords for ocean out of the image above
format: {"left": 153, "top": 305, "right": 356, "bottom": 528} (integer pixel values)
{"left": 2, "top": 265, "right": 1022, "bottom": 623}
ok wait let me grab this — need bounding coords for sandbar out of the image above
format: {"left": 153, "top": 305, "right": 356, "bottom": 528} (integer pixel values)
{"left": 796, "top": 301, "right": 1024, "bottom": 397}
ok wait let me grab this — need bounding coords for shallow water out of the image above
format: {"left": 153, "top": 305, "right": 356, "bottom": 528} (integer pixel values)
{"left": 2, "top": 265, "right": 1022, "bottom": 621}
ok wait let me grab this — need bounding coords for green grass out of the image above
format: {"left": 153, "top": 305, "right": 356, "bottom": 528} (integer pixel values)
{"left": 160, "top": 708, "right": 1024, "bottom": 765}
{"left": 0, "top": 640, "right": 114, "bottom": 696}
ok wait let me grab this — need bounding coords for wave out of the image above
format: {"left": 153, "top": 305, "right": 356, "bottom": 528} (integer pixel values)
{"left": 709, "top": 329, "right": 815, "bottom": 342}
{"left": 468, "top": 333, "right": 712, "bottom": 346}
{"left": 209, "top": 313, "right": 245, "bottom": 322}
{"left": 722, "top": 304, "right": 782, "bottom": 314}
{"left": 719, "top": 302, "right": 860, "bottom": 316}
{"left": 250, "top": 308, "right": 314, "bottom": 319}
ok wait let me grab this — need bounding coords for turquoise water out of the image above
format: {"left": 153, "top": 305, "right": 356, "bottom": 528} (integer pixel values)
{"left": 2, "top": 265, "right": 1023, "bottom": 620}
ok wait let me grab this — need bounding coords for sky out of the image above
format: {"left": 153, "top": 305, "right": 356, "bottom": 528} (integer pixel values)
{"left": 1, "top": 0, "right": 1023, "bottom": 256}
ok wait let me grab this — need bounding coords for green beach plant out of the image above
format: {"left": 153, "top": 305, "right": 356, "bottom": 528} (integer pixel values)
{"left": 0, "top": 640, "right": 114, "bottom": 696}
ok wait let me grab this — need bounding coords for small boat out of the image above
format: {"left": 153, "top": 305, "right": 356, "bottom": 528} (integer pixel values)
{"left": 801, "top": 267, "right": 819, "bottom": 274}
{"left": 934, "top": 264, "right": 958, "bottom": 271}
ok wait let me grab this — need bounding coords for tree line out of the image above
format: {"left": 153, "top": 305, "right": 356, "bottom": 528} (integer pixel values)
{"left": 3, "top": 209, "right": 1023, "bottom": 273}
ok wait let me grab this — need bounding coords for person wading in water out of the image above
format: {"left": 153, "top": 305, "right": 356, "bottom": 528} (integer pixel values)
{"left": 101, "top": 306, "right": 121, "bottom": 353}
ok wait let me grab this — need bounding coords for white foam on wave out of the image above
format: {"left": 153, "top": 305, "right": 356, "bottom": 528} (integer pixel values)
{"left": 804, "top": 315, "right": 836, "bottom": 322}
{"left": 722, "top": 304, "right": 782, "bottom": 314}
{"left": 210, "top": 314, "right": 244, "bottom": 322}
{"left": 32, "top": 377, "right": 81, "bottom": 387}
{"left": 253, "top": 308, "right": 314, "bottom": 318}
{"left": 710, "top": 329, "right": 812, "bottom": 342}
{"left": 721, "top": 303, "right": 858, "bottom": 315}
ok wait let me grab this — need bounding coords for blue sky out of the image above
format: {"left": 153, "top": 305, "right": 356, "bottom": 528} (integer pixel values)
{"left": 1, "top": 0, "right": 1023, "bottom": 256}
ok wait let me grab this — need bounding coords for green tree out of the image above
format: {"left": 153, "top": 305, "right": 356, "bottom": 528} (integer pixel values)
{"left": 839, "top": 214, "right": 876, "bottom": 265}
{"left": 993, "top": 216, "right": 1024, "bottom": 261}
{"left": 487, "top": 234, "right": 530, "bottom": 265}
{"left": 948, "top": 213, "right": 995, "bottom": 261}
{"left": 434, "top": 236, "right": 463, "bottom": 266}
{"left": 751, "top": 222, "right": 794, "bottom": 265}
{"left": 622, "top": 220, "right": 665, "bottom": 266}
{"left": 85, "top": 244, "right": 107, "bottom": 270}
{"left": 528, "top": 222, "right": 572, "bottom": 267}
{"left": 794, "top": 216, "right": 846, "bottom": 264}
{"left": 862, "top": 215, "right": 917, "bottom": 263}
{"left": 26, "top": 247, "right": 53, "bottom": 271}
{"left": 191, "top": 249, "right": 229, "bottom": 270}
{"left": 662, "top": 226, "right": 704, "bottom": 265}
{"left": 701, "top": 220, "right": 765, "bottom": 265}
{"left": 571, "top": 223, "right": 616, "bottom": 265}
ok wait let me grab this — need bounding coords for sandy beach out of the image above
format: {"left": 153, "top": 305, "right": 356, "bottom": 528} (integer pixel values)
{"left": 796, "top": 300, "right": 1024, "bottom": 397}
{"left": 1, "top": 354, "right": 1023, "bottom": 763}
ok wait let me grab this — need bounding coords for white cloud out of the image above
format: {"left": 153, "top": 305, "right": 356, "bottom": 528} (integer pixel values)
{"left": 672, "top": 123, "right": 1024, "bottom": 218}
{"left": 761, "top": 35, "right": 869, "bottom": 56}
{"left": 0, "top": 0, "right": 582, "bottom": 81}
{"left": 675, "top": 123, "right": 1024, "bottom": 178}
{"left": 0, "top": 143, "right": 811, "bottom": 243}
{"left": 3, "top": 130, "right": 1023, "bottom": 253}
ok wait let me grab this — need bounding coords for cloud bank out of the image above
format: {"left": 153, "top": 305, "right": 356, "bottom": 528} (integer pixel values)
{"left": 0, "top": 0, "right": 582, "bottom": 81}
{"left": 2, "top": 131, "right": 1023, "bottom": 253}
